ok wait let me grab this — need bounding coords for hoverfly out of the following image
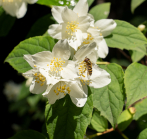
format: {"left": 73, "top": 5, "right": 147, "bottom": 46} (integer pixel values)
{"left": 84, "top": 57, "right": 92, "bottom": 77}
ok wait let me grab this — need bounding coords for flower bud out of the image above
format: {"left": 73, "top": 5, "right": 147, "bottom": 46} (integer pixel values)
{"left": 138, "top": 24, "right": 145, "bottom": 31}
{"left": 129, "top": 107, "right": 136, "bottom": 114}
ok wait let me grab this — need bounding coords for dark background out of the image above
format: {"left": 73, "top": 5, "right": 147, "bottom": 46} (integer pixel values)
{"left": 1, "top": 0, "right": 147, "bottom": 138}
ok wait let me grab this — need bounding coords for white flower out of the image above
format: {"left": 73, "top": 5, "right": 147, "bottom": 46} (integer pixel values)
{"left": 31, "top": 40, "right": 78, "bottom": 83}
{"left": 43, "top": 79, "right": 88, "bottom": 107}
{"left": 94, "top": 19, "right": 117, "bottom": 58}
{"left": 48, "top": 0, "right": 91, "bottom": 50}
{"left": 74, "top": 42, "right": 111, "bottom": 88}
{"left": 3, "top": 81, "right": 21, "bottom": 101}
{"left": 23, "top": 54, "right": 47, "bottom": 94}
{"left": 0, "top": 0, "right": 38, "bottom": 18}
{"left": 87, "top": 14, "right": 117, "bottom": 58}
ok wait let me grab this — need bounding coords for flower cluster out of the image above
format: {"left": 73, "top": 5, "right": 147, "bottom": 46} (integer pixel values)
{"left": 48, "top": 0, "right": 116, "bottom": 58}
{"left": 23, "top": 0, "right": 116, "bottom": 107}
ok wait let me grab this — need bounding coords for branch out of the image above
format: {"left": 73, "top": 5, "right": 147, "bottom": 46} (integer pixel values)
{"left": 87, "top": 128, "right": 114, "bottom": 138}
{"left": 115, "top": 128, "right": 129, "bottom": 139}
{"left": 118, "top": 49, "right": 132, "bottom": 62}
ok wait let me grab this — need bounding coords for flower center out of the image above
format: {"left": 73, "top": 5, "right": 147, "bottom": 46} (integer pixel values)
{"left": 54, "top": 84, "right": 71, "bottom": 96}
{"left": 65, "top": 21, "right": 80, "bottom": 35}
{"left": 78, "top": 61, "right": 87, "bottom": 77}
{"left": 48, "top": 57, "right": 65, "bottom": 73}
{"left": 34, "top": 73, "right": 46, "bottom": 86}
{"left": 83, "top": 34, "right": 94, "bottom": 44}
{"left": 80, "top": 79, "right": 91, "bottom": 85}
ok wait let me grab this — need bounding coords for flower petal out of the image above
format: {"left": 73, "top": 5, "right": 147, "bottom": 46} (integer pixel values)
{"left": 73, "top": 0, "right": 88, "bottom": 17}
{"left": 43, "top": 83, "right": 65, "bottom": 104}
{"left": 25, "top": 0, "right": 38, "bottom": 4}
{"left": 87, "top": 50, "right": 98, "bottom": 63}
{"left": 24, "top": 54, "right": 34, "bottom": 68}
{"left": 78, "top": 16, "right": 90, "bottom": 32}
{"left": 61, "top": 6, "right": 78, "bottom": 22}
{"left": 23, "top": 69, "right": 37, "bottom": 77}
{"left": 90, "top": 66, "right": 111, "bottom": 88}
{"left": 16, "top": 2, "right": 27, "bottom": 19}
{"left": 68, "top": 81, "right": 87, "bottom": 98}
{"left": 97, "top": 39, "right": 108, "bottom": 58}
{"left": 32, "top": 51, "right": 53, "bottom": 68}
{"left": 68, "top": 29, "right": 84, "bottom": 50}
{"left": 94, "top": 19, "right": 117, "bottom": 37}
{"left": 61, "top": 61, "right": 78, "bottom": 80}
{"left": 39, "top": 68, "right": 59, "bottom": 85}
{"left": 87, "top": 13, "right": 95, "bottom": 27}
{"left": 48, "top": 24, "right": 62, "bottom": 39}
{"left": 52, "top": 39, "right": 70, "bottom": 60}
{"left": 30, "top": 78, "right": 47, "bottom": 94}
{"left": 74, "top": 42, "right": 97, "bottom": 62}
{"left": 51, "top": 6, "right": 65, "bottom": 23}
{"left": 70, "top": 96, "right": 87, "bottom": 107}
{"left": 2, "top": 1, "right": 20, "bottom": 17}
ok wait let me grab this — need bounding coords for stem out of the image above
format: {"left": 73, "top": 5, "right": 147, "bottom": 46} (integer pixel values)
{"left": 118, "top": 49, "right": 132, "bottom": 62}
{"left": 115, "top": 128, "right": 129, "bottom": 139}
{"left": 96, "top": 62, "right": 110, "bottom": 65}
{"left": 87, "top": 128, "right": 114, "bottom": 138}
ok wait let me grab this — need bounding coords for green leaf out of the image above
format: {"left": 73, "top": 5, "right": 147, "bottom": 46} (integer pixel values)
{"left": 0, "top": 7, "right": 16, "bottom": 37}
{"left": 117, "top": 109, "right": 133, "bottom": 131}
{"left": 137, "top": 128, "right": 147, "bottom": 139}
{"left": 131, "top": 0, "right": 145, "bottom": 13}
{"left": 26, "top": 14, "right": 55, "bottom": 38}
{"left": 45, "top": 87, "right": 93, "bottom": 139}
{"left": 131, "top": 50, "right": 146, "bottom": 62}
{"left": 89, "top": 3, "right": 110, "bottom": 21}
{"left": 91, "top": 63, "right": 124, "bottom": 128}
{"left": 105, "top": 20, "right": 147, "bottom": 54}
{"left": 5, "top": 36, "right": 55, "bottom": 73}
{"left": 8, "top": 130, "right": 47, "bottom": 139}
{"left": 37, "top": 0, "right": 71, "bottom": 6}
{"left": 87, "top": 0, "right": 94, "bottom": 7}
{"left": 89, "top": 109, "right": 108, "bottom": 132}
{"left": 134, "top": 98, "right": 147, "bottom": 120}
{"left": 124, "top": 63, "right": 147, "bottom": 108}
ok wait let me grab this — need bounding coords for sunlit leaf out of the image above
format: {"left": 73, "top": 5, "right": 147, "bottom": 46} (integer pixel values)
{"left": 5, "top": 36, "right": 55, "bottom": 73}
{"left": 117, "top": 109, "right": 133, "bottom": 131}
{"left": 137, "top": 128, "right": 147, "bottom": 139}
{"left": 89, "top": 109, "right": 108, "bottom": 132}
{"left": 91, "top": 63, "right": 124, "bottom": 128}
{"left": 134, "top": 98, "right": 147, "bottom": 120}
{"left": 131, "top": 0, "right": 145, "bottom": 13}
{"left": 124, "top": 63, "right": 147, "bottom": 108}
{"left": 89, "top": 3, "right": 110, "bottom": 21}
{"left": 105, "top": 20, "right": 147, "bottom": 56}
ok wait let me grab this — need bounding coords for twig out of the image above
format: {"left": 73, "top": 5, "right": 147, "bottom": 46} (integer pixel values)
{"left": 127, "top": 96, "right": 147, "bottom": 109}
{"left": 87, "top": 128, "right": 114, "bottom": 138}
{"left": 118, "top": 49, "right": 132, "bottom": 62}
{"left": 96, "top": 62, "right": 110, "bottom": 65}
{"left": 115, "top": 128, "right": 129, "bottom": 139}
